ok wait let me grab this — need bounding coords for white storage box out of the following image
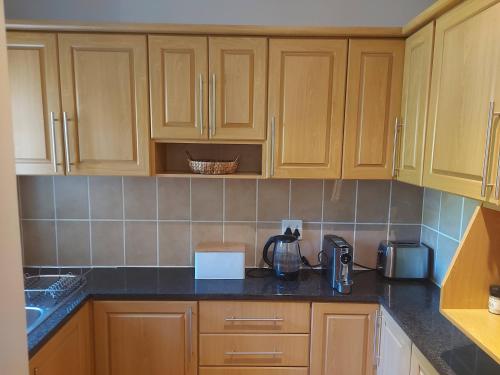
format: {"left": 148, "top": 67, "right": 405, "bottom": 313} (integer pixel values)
{"left": 194, "top": 242, "right": 245, "bottom": 279}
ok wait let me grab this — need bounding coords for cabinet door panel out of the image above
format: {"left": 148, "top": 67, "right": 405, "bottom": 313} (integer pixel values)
{"left": 310, "top": 303, "right": 378, "bottom": 375}
{"left": 209, "top": 37, "right": 267, "bottom": 140}
{"left": 149, "top": 36, "right": 208, "bottom": 140}
{"left": 343, "top": 39, "right": 404, "bottom": 179}
{"left": 58, "top": 33, "right": 150, "bottom": 175}
{"left": 397, "top": 23, "right": 434, "bottom": 186}
{"left": 29, "top": 303, "right": 92, "bottom": 375}
{"left": 7, "top": 32, "right": 63, "bottom": 175}
{"left": 93, "top": 301, "right": 197, "bottom": 375}
{"left": 378, "top": 308, "right": 411, "bottom": 375}
{"left": 423, "top": 0, "right": 500, "bottom": 200}
{"left": 409, "top": 345, "right": 439, "bottom": 375}
{"left": 268, "top": 39, "right": 347, "bottom": 179}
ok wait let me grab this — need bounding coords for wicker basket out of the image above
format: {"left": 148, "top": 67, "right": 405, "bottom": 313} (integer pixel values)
{"left": 186, "top": 151, "right": 239, "bottom": 175}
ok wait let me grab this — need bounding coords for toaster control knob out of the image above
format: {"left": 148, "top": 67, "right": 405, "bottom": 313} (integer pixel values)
{"left": 340, "top": 253, "right": 352, "bottom": 264}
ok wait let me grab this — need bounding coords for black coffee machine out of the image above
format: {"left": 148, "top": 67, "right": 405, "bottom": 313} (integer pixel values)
{"left": 323, "top": 235, "right": 354, "bottom": 294}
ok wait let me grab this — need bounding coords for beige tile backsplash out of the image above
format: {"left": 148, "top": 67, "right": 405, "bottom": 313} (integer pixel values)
{"left": 19, "top": 176, "right": 423, "bottom": 268}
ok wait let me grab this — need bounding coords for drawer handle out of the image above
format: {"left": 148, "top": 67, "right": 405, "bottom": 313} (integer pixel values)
{"left": 225, "top": 316, "right": 284, "bottom": 322}
{"left": 224, "top": 351, "right": 283, "bottom": 356}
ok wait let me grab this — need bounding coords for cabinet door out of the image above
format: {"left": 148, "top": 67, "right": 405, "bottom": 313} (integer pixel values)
{"left": 268, "top": 39, "right": 347, "bottom": 179}
{"left": 7, "top": 32, "right": 64, "bottom": 175}
{"left": 378, "top": 308, "right": 411, "bottom": 375}
{"left": 310, "top": 303, "right": 378, "bottom": 375}
{"left": 58, "top": 33, "right": 150, "bottom": 175}
{"left": 94, "top": 301, "right": 197, "bottom": 375}
{"left": 149, "top": 36, "right": 208, "bottom": 140}
{"left": 397, "top": 23, "right": 434, "bottom": 186}
{"left": 423, "top": 0, "right": 500, "bottom": 200}
{"left": 409, "top": 344, "right": 439, "bottom": 375}
{"left": 209, "top": 37, "right": 267, "bottom": 140}
{"left": 343, "top": 39, "right": 404, "bottom": 179}
{"left": 29, "top": 303, "right": 92, "bottom": 375}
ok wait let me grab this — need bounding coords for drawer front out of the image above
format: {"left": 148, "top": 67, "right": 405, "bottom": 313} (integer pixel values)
{"left": 199, "top": 301, "right": 310, "bottom": 333}
{"left": 199, "top": 334, "right": 309, "bottom": 366}
{"left": 199, "top": 367, "right": 309, "bottom": 375}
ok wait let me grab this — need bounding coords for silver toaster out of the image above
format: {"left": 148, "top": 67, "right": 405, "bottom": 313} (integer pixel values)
{"left": 377, "top": 241, "right": 430, "bottom": 279}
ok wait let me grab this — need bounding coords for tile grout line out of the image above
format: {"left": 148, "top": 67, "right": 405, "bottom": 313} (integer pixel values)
{"left": 156, "top": 176, "right": 159, "bottom": 266}
{"left": 421, "top": 224, "right": 460, "bottom": 243}
{"left": 254, "top": 179, "right": 259, "bottom": 267}
{"left": 87, "top": 176, "right": 93, "bottom": 267}
{"left": 189, "top": 178, "right": 193, "bottom": 266}
{"left": 459, "top": 196, "right": 465, "bottom": 239}
{"left": 52, "top": 176, "right": 59, "bottom": 267}
{"left": 122, "top": 177, "right": 126, "bottom": 266}
{"left": 353, "top": 180, "right": 359, "bottom": 261}
{"left": 320, "top": 179, "right": 325, "bottom": 251}
{"left": 420, "top": 188, "right": 426, "bottom": 248}
{"left": 386, "top": 180, "right": 393, "bottom": 242}
{"left": 222, "top": 178, "right": 226, "bottom": 242}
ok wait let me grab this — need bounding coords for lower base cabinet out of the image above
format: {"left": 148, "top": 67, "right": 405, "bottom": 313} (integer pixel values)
{"left": 410, "top": 345, "right": 439, "bottom": 375}
{"left": 377, "top": 306, "right": 412, "bottom": 375}
{"left": 310, "top": 303, "right": 379, "bottom": 375}
{"left": 199, "top": 368, "right": 309, "bottom": 375}
{"left": 29, "top": 303, "right": 92, "bottom": 375}
{"left": 93, "top": 301, "right": 197, "bottom": 375}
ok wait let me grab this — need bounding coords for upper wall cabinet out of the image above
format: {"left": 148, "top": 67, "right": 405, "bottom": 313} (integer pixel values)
{"left": 7, "top": 32, "right": 64, "bottom": 175}
{"left": 396, "top": 23, "right": 434, "bottom": 186}
{"left": 149, "top": 36, "right": 208, "bottom": 140}
{"left": 149, "top": 36, "right": 267, "bottom": 141}
{"left": 58, "top": 33, "right": 150, "bottom": 175}
{"left": 343, "top": 39, "right": 404, "bottom": 179}
{"left": 423, "top": 0, "right": 500, "bottom": 201}
{"left": 268, "top": 38, "right": 347, "bottom": 179}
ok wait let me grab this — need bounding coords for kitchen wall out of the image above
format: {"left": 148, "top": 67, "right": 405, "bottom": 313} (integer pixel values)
{"left": 420, "top": 188, "right": 479, "bottom": 286}
{"left": 4, "top": 0, "right": 435, "bottom": 26}
{"left": 18, "top": 176, "right": 423, "bottom": 269}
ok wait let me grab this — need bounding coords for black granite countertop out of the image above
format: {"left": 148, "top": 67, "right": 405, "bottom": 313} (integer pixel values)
{"left": 26, "top": 267, "right": 500, "bottom": 375}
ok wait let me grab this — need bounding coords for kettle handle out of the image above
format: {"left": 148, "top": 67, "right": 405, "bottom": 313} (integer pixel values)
{"left": 262, "top": 236, "right": 277, "bottom": 267}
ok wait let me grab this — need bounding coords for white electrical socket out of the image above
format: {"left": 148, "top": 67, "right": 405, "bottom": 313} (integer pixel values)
{"left": 281, "top": 219, "right": 303, "bottom": 239}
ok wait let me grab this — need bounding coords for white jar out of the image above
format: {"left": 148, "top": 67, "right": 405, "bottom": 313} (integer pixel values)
{"left": 488, "top": 285, "right": 500, "bottom": 315}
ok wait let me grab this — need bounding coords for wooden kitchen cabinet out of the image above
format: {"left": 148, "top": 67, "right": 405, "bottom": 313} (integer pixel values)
{"left": 423, "top": 0, "right": 500, "bottom": 200}
{"left": 149, "top": 36, "right": 208, "bottom": 140}
{"left": 267, "top": 38, "right": 347, "bottom": 179}
{"left": 209, "top": 37, "right": 267, "bottom": 141}
{"left": 343, "top": 39, "right": 404, "bottom": 179}
{"left": 396, "top": 22, "right": 434, "bottom": 186}
{"left": 149, "top": 36, "right": 266, "bottom": 141}
{"left": 7, "top": 32, "right": 64, "bottom": 175}
{"left": 29, "top": 303, "right": 92, "bottom": 375}
{"left": 410, "top": 344, "right": 439, "bottom": 375}
{"left": 58, "top": 33, "right": 150, "bottom": 175}
{"left": 93, "top": 301, "right": 197, "bottom": 375}
{"left": 377, "top": 306, "right": 411, "bottom": 375}
{"left": 310, "top": 303, "right": 378, "bottom": 375}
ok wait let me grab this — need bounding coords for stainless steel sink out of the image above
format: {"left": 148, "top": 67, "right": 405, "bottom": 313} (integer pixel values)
{"left": 25, "top": 306, "right": 44, "bottom": 332}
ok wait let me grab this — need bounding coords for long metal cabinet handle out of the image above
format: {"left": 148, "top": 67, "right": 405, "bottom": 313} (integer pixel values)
{"left": 374, "top": 310, "right": 383, "bottom": 368}
{"left": 211, "top": 73, "right": 216, "bottom": 136}
{"left": 489, "top": 101, "right": 500, "bottom": 199}
{"left": 186, "top": 307, "right": 193, "bottom": 364}
{"left": 224, "top": 351, "right": 283, "bottom": 356}
{"left": 481, "top": 102, "right": 497, "bottom": 197}
{"left": 270, "top": 116, "right": 276, "bottom": 177}
{"left": 49, "top": 112, "right": 58, "bottom": 173}
{"left": 62, "top": 112, "right": 71, "bottom": 174}
{"left": 391, "top": 117, "right": 401, "bottom": 178}
{"left": 199, "top": 74, "right": 203, "bottom": 135}
{"left": 225, "top": 316, "right": 284, "bottom": 322}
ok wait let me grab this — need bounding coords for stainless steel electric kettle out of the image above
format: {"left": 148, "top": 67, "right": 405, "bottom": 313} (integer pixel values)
{"left": 263, "top": 235, "right": 301, "bottom": 280}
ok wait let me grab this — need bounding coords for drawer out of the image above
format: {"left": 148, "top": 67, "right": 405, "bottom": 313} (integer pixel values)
{"left": 199, "top": 301, "right": 310, "bottom": 333}
{"left": 199, "top": 334, "right": 309, "bottom": 366}
{"left": 199, "top": 367, "right": 309, "bottom": 375}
